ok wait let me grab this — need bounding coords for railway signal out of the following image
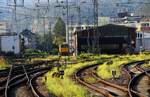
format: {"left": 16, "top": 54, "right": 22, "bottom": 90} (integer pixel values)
{"left": 59, "top": 70, "right": 64, "bottom": 79}
{"left": 112, "top": 69, "right": 116, "bottom": 79}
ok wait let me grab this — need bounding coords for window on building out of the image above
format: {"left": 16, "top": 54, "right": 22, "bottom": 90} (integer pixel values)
{"left": 136, "top": 33, "right": 139, "bottom": 37}
{"left": 140, "top": 34, "right": 142, "bottom": 38}
{"left": 141, "top": 23, "right": 149, "bottom": 27}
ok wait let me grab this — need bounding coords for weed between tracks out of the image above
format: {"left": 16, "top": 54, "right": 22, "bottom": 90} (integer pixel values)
{"left": 31, "top": 55, "right": 60, "bottom": 62}
{"left": 97, "top": 53, "right": 150, "bottom": 79}
{"left": 141, "top": 61, "right": 150, "bottom": 68}
{"left": 39, "top": 53, "right": 150, "bottom": 97}
{"left": 44, "top": 60, "right": 101, "bottom": 97}
{"left": 0, "top": 56, "right": 9, "bottom": 69}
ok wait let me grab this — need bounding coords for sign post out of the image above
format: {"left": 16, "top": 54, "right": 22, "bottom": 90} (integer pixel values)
{"left": 112, "top": 69, "right": 116, "bottom": 80}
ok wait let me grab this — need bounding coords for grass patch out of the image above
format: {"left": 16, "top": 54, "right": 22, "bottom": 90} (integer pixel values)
{"left": 97, "top": 53, "right": 150, "bottom": 79}
{"left": 0, "top": 56, "right": 9, "bottom": 69}
{"left": 31, "top": 55, "right": 59, "bottom": 61}
{"left": 84, "top": 76, "right": 97, "bottom": 83}
{"left": 141, "top": 60, "right": 150, "bottom": 68}
{"left": 44, "top": 60, "right": 101, "bottom": 97}
{"left": 43, "top": 54, "right": 125, "bottom": 97}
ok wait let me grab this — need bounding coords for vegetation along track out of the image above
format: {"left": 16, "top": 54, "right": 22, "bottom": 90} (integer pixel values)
{"left": 75, "top": 63, "right": 128, "bottom": 97}
{"left": 129, "top": 66, "right": 150, "bottom": 97}
{"left": 121, "top": 60, "right": 146, "bottom": 80}
{"left": 121, "top": 60, "right": 150, "bottom": 97}
{"left": 0, "top": 60, "right": 53, "bottom": 97}
{"left": 75, "top": 60, "right": 150, "bottom": 97}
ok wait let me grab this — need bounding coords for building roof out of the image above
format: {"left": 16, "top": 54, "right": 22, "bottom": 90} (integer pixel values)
{"left": 74, "top": 24, "right": 136, "bottom": 36}
{"left": 20, "top": 29, "right": 36, "bottom": 38}
{"left": 0, "top": 32, "right": 17, "bottom": 36}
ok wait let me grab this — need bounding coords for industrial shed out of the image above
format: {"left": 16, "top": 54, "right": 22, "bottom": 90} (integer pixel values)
{"left": 73, "top": 24, "right": 136, "bottom": 54}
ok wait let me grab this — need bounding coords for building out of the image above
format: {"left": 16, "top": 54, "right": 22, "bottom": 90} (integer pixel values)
{"left": 68, "top": 24, "right": 94, "bottom": 52}
{"left": 98, "top": 17, "right": 110, "bottom": 26}
{"left": 135, "top": 20, "right": 150, "bottom": 51}
{"left": 0, "top": 33, "right": 20, "bottom": 54}
{"left": 135, "top": 4, "right": 150, "bottom": 17}
{"left": 20, "top": 29, "right": 37, "bottom": 49}
{"left": 112, "top": 17, "right": 150, "bottom": 52}
{"left": 68, "top": 17, "right": 110, "bottom": 52}
{"left": 0, "top": 21, "right": 10, "bottom": 34}
{"left": 73, "top": 24, "right": 136, "bottom": 55}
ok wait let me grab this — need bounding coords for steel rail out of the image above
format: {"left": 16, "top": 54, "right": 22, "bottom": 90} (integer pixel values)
{"left": 4, "top": 65, "right": 51, "bottom": 97}
{"left": 75, "top": 60, "right": 149, "bottom": 97}
{"left": 121, "top": 60, "right": 149, "bottom": 97}
{"left": 128, "top": 70, "right": 150, "bottom": 97}
{"left": 75, "top": 64, "right": 114, "bottom": 97}
{"left": 5, "top": 65, "right": 13, "bottom": 97}
{"left": 30, "top": 71, "right": 49, "bottom": 97}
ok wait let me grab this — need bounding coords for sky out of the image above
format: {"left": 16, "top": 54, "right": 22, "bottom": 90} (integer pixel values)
{"left": 0, "top": 0, "right": 148, "bottom": 33}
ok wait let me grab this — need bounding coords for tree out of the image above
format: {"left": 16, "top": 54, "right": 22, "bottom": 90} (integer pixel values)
{"left": 53, "top": 17, "right": 66, "bottom": 47}
{"left": 46, "top": 27, "right": 53, "bottom": 51}
{"left": 36, "top": 32, "right": 53, "bottom": 52}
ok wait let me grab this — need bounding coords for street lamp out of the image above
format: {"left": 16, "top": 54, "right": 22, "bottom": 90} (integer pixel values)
{"left": 66, "top": 0, "right": 69, "bottom": 46}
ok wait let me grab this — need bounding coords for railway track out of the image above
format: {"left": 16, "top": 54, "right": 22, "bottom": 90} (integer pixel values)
{"left": 1, "top": 56, "right": 150, "bottom": 97}
{"left": 75, "top": 60, "right": 150, "bottom": 97}
{"left": 128, "top": 62, "right": 150, "bottom": 97}
{"left": 75, "top": 64, "right": 128, "bottom": 97}
{"left": 75, "top": 64, "right": 112, "bottom": 97}
{"left": 122, "top": 60, "right": 146, "bottom": 79}
{"left": 0, "top": 59, "right": 53, "bottom": 97}
{"left": 5, "top": 66, "right": 52, "bottom": 97}
{"left": 0, "top": 60, "right": 53, "bottom": 82}
{"left": 121, "top": 60, "right": 150, "bottom": 97}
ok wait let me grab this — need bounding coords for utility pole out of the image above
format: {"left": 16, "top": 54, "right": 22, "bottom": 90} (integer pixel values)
{"left": 70, "top": 15, "right": 74, "bottom": 53}
{"left": 66, "top": 0, "right": 69, "bottom": 48}
{"left": 77, "top": 0, "right": 81, "bottom": 26}
{"left": 35, "top": 0, "right": 51, "bottom": 51}
{"left": 43, "top": 16, "right": 46, "bottom": 51}
{"left": 92, "top": 0, "right": 99, "bottom": 53}
{"left": 8, "top": 0, "right": 25, "bottom": 33}
{"left": 13, "top": 0, "right": 17, "bottom": 34}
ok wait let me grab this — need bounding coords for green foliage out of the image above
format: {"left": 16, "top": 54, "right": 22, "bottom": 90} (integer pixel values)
{"left": 78, "top": 53, "right": 93, "bottom": 60}
{"left": 45, "top": 31, "right": 53, "bottom": 51}
{"left": 0, "top": 57, "right": 9, "bottom": 69}
{"left": 36, "top": 32, "right": 53, "bottom": 52}
{"left": 44, "top": 61, "right": 99, "bottom": 97}
{"left": 52, "top": 34, "right": 65, "bottom": 46}
{"left": 97, "top": 53, "right": 150, "bottom": 79}
{"left": 78, "top": 53, "right": 115, "bottom": 62}
{"left": 53, "top": 17, "right": 66, "bottom": 36}
{"left": 53, "top": 17, "right": 66, "bottom": 47}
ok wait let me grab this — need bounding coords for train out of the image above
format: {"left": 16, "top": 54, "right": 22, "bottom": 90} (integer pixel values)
{"left": 59, "top": 43, "right": 69, "bottom": 55}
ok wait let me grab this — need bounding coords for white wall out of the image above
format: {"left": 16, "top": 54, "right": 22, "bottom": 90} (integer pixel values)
{"left": 135, "top": 38, "right": 142, "bottom": 52}
{"left": 98, "top": 17, "right": 110, "bottom": 26}
{"left": 0, "top": 22, "right": 8, "bottom": 34}
{"left": 1, "top": 35, "right": 20, "bottom": 54}
{"left": 136, "top": 32, "right": 150, "bottom": 52}
{"left": 135, "top": 38, "right": 150, "bottom": 52}
{"left": 143, "top": 38, "right": 150, "bottom": 51}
